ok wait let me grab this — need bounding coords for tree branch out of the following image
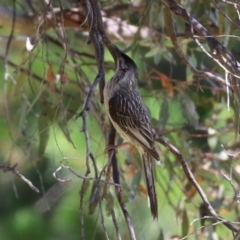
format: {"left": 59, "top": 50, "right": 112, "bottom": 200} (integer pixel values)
{"left": 164, "top": 4, "right": 233, "bottom": 90}
{"left": 155, "top": 136, "right": 238, "bottom": 234}
{"left": 107, "top": 123, "right": 136, "bottom": 240}
{"left": 163, "top": 0, "right": 240, "bottom": 70}
{"left": 163, "top": 0, "right": 240, "bottom": 102}
{"left": 0, "top": 5, "right": 156, "bottom": 43}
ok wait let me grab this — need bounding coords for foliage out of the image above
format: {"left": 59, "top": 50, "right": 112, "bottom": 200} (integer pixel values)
{"left": 1, "top": 0, "right": 240, "bottom": 239}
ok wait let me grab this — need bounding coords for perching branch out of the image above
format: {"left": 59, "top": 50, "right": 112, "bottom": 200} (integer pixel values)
{"left": 107, "top": 123, "right": 136, "bottom": 240}
{"left": 77, "top": 0, "right": 136, "bottom": 238}
{"left": 155, "top": 136, "right": 238, "bottom": 234}
{"left": 76, "top": 0, "right": 106, "bottom": 238}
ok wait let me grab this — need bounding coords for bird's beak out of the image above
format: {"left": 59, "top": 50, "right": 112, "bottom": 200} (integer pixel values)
{"left": 108, "top": 44, "right": 123, "bottom": 68}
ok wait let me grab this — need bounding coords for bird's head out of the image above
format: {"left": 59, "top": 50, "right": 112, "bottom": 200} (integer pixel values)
{"left": 110, "top": 45, "right": 137, "bottom": 72}
{"left": 110, "top": 45, "right": 138, "bottom": 87}
{"left": 118, "top": 51, "right": 137, "bottom": 72}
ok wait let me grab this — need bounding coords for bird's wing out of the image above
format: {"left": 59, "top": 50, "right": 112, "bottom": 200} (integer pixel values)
{"left": 108, "top": 88, "right": 159, "bottom": 161}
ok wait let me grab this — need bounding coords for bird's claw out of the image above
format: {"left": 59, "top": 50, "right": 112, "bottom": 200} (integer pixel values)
{"left": 105, "top": 144, "right": 118, "bottom": 154}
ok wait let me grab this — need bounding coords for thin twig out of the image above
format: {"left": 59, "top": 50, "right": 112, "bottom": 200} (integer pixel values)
{"left": 53, "top": 163, "right": 121, "bottom": 186}
{"left": 80, "top": 177, "right": 87, "bottom": 240}
{"left": 4, "top": 0, "right": 16, "bottom": 63}
{"left": 111, "top": 208, "right": 122, "bottom": 240}
{"left": 0, "top": 163, "right": 39, "bottom": 193}
{"left": 99, "top": 194, "right": 110, "bottom": 240}
{"left": 221, "top": 170, "right": 240, "bottom": 201}
{"left": 221, "top": 0, "right": 240, "bottom": 7}
{"left": 4, "top": 0, "right": 16, "bottom": 84}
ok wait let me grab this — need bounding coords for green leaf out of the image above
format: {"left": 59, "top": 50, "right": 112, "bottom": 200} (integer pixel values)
{"left": 179, "top": 94, "right": 199, "bottom": 129}
{"left": 105, "top": 192, "right": 114, "bottom": 217}
{"left": 145, "top": 46, "right": 161, "bottom": 58}
{"left": 38, "top": 110, "right": 50, "bottom": 160}
{"left": 181, "top": 208, "right": 189, "bottom": 238}
{"left": 189, "top": 52, "right": 197, "bottom": 68}
{"left": 186, "top": 52, "right": 197, "bottom": 82}
{"left": 58, "top": 120, "right": 75, "bottom": 147}
{"left": 186, "top": 67, "right": 193, "bottom": 82}
{"left": 159, "top": 98, "right": 169, "bottom": 132}
{"left": 158, "top": 229, "right": 164, "bottom": 240}
{"left": 129, "top": 170, "right": 142, "bottom": 201}
{"left": 163, "top": 38, "right": 174, "bottom": 48}
{"left": 153, "top": 54, "right": 161, "bottom": 65}
{"left": 207, "top": 127, "right": 218, "bottom": 151}
{"left": 54, "top": 82, "right": 81, "bottom": 146}
{"left": 61, "top": 83, "right": 82, "bottom": 121}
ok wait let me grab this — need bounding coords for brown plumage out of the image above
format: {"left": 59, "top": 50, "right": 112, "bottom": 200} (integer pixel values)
{"left": 104, "top": 46, "right": 160, "bottom": 219}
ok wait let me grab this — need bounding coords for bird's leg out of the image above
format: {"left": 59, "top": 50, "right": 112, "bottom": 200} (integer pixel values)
{"left": 105, "top": 142, "right": 129, "bottom": 153}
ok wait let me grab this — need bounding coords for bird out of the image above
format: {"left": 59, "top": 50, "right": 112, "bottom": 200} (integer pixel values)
{"left": 104, "top": 45, "right": 160, "bottom": 219}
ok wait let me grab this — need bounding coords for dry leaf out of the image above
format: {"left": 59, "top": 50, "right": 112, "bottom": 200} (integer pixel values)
{"left": 159, "top": 72, "right": 174, "bottom": 97}
{"left": 46, "top": 64, "right": 56, "bottom": 91}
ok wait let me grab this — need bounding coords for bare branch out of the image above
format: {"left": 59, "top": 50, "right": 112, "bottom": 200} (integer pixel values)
{"left": 53, "top": 160, "right": 122, "bottom": 186}
{"left": 163, "top": 0, "right": 240, "bottom": 103}
{"left": 163, "top": 0, "right": 240, "bottom": 71}
{"left": 164, "top": 6, "right": 233, "bottom": 90}
{"left": 0, "top": 163, "right": 39, "bottom": 193}
{"left": 0, "top": 6, "right": 155, "bottom": 44}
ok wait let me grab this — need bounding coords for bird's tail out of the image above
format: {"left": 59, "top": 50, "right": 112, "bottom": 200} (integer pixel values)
{"left": 142, "top": 153, "right": 158, "bottom": 219}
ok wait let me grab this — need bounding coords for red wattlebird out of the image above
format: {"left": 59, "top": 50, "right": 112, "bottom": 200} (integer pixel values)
{"left": 104, "top": 46, "right": 160, "bottom": 219}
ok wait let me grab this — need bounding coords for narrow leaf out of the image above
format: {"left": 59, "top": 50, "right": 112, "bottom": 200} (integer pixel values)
{"left": 158, "top": 228, "right": 164, "bottom": 240}
{"left": 181, "top": 208, "right": 189, "bottom": 238}
{"left": 159, "top": 73, "right": 174, "bottom": 97}
{"left": 207, "top": 127, "right": 218, "bottom": 151}
{"left": 145, "top": 46, "right": 161, "bottom": 58}
{"left": 46, "top": 64, "right": 56, "bottom": 91}
{"left": 129, "top": 170, "right": 142, "bottom": 201}
{"left": 88, "top": 182, "right": 100, "bottom": 215}
{"left": 159, "top": 98, "right": 169, "bottom": 132}
{"left": 38, "top": 110, "right": 50, "bottom": 160}
{"left": 179, "top": 94, "right": 199, "bottom": 129}
{"left": 105, "top": 192, "right": 114, "bottom": 217}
